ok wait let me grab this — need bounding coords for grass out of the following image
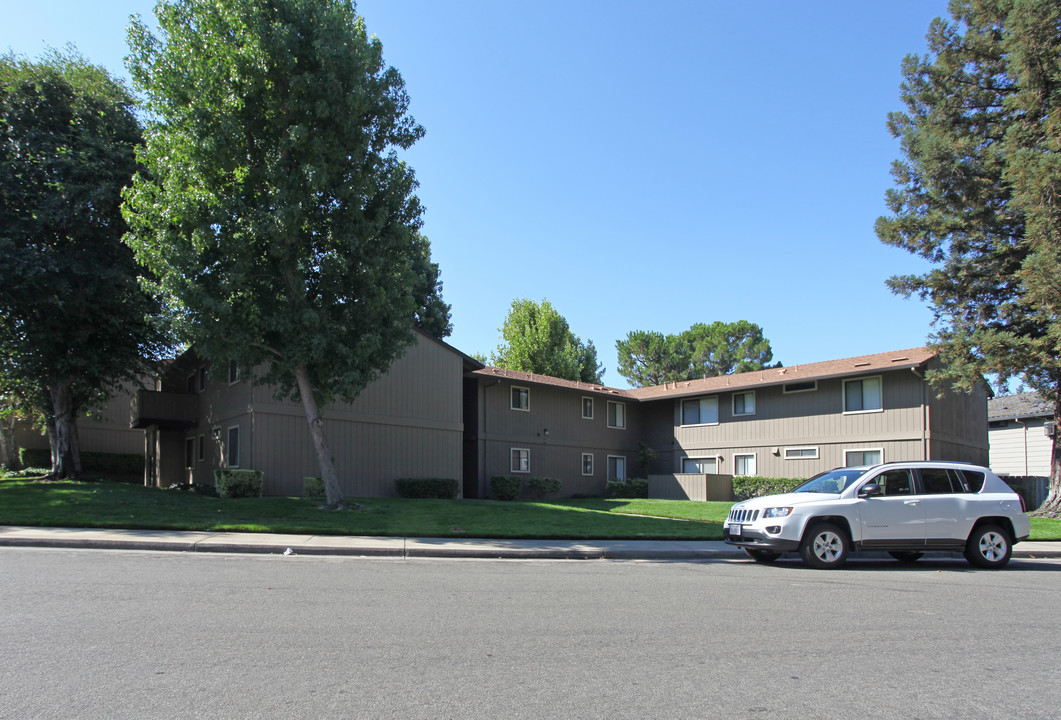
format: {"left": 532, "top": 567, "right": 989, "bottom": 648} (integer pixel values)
{"left": 1, "top": 475, "right": 1059, "bottom": 541}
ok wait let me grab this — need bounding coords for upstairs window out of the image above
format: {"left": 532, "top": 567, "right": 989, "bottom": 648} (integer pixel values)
{"left": 511, "top": 386, "right": 529, "bottom": 411}
{"left": 681, "top": 397, "right": 718, "bottom": 426}
{"left": 733, "top": 391, "right": 755, "bottom": 416}
{"left": 582, "top": 396, "right": 594, "bottom": 420}
{"left": 607, "top": 401, "right": 626, "bottom": 429}
{"left": 844, "top": 376, "right": 882, "bottom": 413}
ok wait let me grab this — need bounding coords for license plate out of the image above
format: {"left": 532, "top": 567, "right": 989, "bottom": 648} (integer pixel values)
{"left": 730, "top": 524, "right": 741, "bottom": 537}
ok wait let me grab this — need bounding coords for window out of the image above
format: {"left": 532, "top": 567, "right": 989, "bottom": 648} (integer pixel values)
{"left": 582, "top": 453, "right": 594, "bottom": 476}
{"left": 845, "top": 449, "right": 882, "bottom": 467}
{"left": 184, "top": 437, "right": 195, "bottom": 470}
{"left": 228, "top": 360, "right": 240, "bottom": 385}
{"left": 785, "top": 447, "right": 819, "bottom": 460}
{"left": 197, "top": 434, "right": 206, "bottom": 463}
{"left": 734, "top": 454, "right": 756, "bottom": 476}
{"left": 732, "top": 391, "right": 755, "bottom": 416}
{"left": 511, "top": 448, "right": 530, "bottom": 473}
{"left": 607, "top": 401, "right": 626, "bottom": 429}
{"left": 681, "top": 397, "right": 718, "bottom": 425}
{"left": 607, "top": 455, "right": 626, "bottom": 482}
{"left": 186, "top": 373, "right": 197, "bottom": 394}
{"left": 920, "top": 468, "right": 959, "bottom": 494}
{"left": 511, "top": 386, "right": 529, "bottom": 411}
{"left": 683, "top": 457, "right": 717, "bottom": 473}
{"left": 844, "top": 376, "right": 882, "bottom": 413}
{"left": 227, "top": 426, "right": 240, "bottom": 468}
{"left": 198, "top": 366, "right": 207, "bottom": 392}
{"left": 783, "top": 381, "right": 818, "bottom": 394}
{"left": 873, "top": 469, "right": 913, "bottom": 496}
{"left": 582, "top": 396, "right": 594, "bottom": 420}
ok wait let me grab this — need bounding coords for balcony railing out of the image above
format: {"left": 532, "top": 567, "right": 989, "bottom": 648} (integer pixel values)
{"left": 130, "top": 390, "right": 199, "bottom": 429}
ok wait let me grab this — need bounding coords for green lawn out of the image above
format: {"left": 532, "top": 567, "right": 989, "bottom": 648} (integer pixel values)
{"left": 2, "top": 476, "right": 1059, "bottom": 541}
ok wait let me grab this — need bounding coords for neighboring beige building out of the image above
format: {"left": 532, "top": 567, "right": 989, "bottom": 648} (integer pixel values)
{"left": 36, "top": 339, "right": 991, "bottom": 499}
{"left": 988, "top": 392, "right": 1054, "bottom": 478}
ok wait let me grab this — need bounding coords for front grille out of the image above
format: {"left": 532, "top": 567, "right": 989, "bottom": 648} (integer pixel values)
{"left": 729, "top": 508, "right": 759, "bottom": 523}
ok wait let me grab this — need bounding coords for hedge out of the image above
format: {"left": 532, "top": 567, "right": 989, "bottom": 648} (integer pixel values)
{"left": 303, "top": 476, "right": 325, "bottom": 499}
{"left": 214, "top": 469, "right": 264, "bottom": 499}
{"left": 527, "top": 476, "right": 562, "bottom": 500}
{"left": 18, "top": 448, "right": 143, "bottom": 476}
{"left": 606, "top": 478, "right": 648, "bottom": 498}
{"left": 490, "top": 474, "right": 523, "bottom": 501}
{"left": 732, "top": 476, "right": 804, "bottom": 501}
{"left": 395, "top": 477, "right": 460, "bottom": 499}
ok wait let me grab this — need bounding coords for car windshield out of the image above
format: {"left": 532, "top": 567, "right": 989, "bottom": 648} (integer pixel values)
{"left": 793, "top": 468, "right": 869, "bottom": 494}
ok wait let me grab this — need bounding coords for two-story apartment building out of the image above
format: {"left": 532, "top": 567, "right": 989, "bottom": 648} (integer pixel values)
{"left": 61, "top": 334, "right": 986, "bottom": 499}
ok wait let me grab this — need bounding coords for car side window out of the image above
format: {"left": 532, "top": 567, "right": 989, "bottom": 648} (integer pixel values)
{"left": 958, "top": 470, "right": 985, "bottom": 492}
{"left": 875, "top": 469, "right": 913, "bottom": 496}
{"left": 920, "top": 468, "right": 955, "bottom": 494}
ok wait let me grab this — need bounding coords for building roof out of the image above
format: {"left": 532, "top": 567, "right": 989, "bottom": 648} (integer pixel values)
{"left": 625, "top": 347, "right": 937, "bottom": 401}
{"left": 988, "top": 391, "right": 1054, "bottom": 422}
{"left": 471, "top": 347, "right": 937, "bottom": 402}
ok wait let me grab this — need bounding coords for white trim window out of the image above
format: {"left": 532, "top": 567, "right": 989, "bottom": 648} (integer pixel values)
{"left": 582, "top": 453, "right": 594, "bottom": 476}
{"left": 184, "top": 437, "right": 195, "bottom": 470}
{"left": 682, "top": 457, "right": 717, "bottom": 473}
{"left": 783, "top": 380, "right": 818, "bottom": 394}
{"left": 607, "top": 455, "right": 627, "bottom": 482}
{"left": 227, "top": 425, "right": 240, "bottom": 468}
{"left": 197, "top": 434, "right": 206, "bottom": 463}
{"left": 734, "top": 453, "right": 756, "bottom": 476}
{"left": 198, "top": 366, "right": 207, "bottom": 393}
{"left": 845, "top": 448, "right": 883, "bottom": 466}
{"left": 843, "top": 376, "right": 882, "bottom": 413}
{"left": 681, "top": 396, "right": 718, "bottom": 426}
{"left": 582, "top": 396, "right": 594, "bottom": 420}
{"left": 785, "top": 446, "right": 819, "bottom": 460}
{"left": 511, "top": 448, "right": 530, "bottom": 473}
{"left": 732, "top": 391, "right": 755, "bottom": 417}
{"left": 607, "top": 401, "right": 626, "bottom": 429}
{"left": 511, "top": 386, "right": 530, "bottom": 412}
{"left": 228, "top": 360, "right": 240, "bottom": 385}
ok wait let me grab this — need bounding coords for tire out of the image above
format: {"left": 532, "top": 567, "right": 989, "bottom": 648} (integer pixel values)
{"left": 744, "top": 548, "right": 781, "bottom": 564}
{"left": 888, "top": 551, "right": 924, "bottom": 563}
{"left": 964, "top": 524, "right": 1012, "bottom": 569}
{"left": 799, "top": 522, "right": 849, "bottom": 569}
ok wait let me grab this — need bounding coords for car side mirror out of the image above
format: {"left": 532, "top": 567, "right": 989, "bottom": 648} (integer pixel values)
{"left": 859, "top": 483, "right": 881, "bottom": 498}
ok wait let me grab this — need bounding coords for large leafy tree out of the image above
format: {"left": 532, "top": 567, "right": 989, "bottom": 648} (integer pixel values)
{"left": 875, "top": 0, "right": 1061, "bottom": 514}
{"left": 490, "top": 299, "right": 604, "bottom": 383}
{"left": 124, "top": 0, "right": 449, "bottom": 507}
{"left": 0, "top": 48, "right": 164, "bottom": 479}
{"left": 615, "top": 321, "right": 777, "bottom": 388}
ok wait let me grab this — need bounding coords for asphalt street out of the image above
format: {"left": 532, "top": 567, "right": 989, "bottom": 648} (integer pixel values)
{"left": 3, "top": 547, "right": 1060, "bottom": 720}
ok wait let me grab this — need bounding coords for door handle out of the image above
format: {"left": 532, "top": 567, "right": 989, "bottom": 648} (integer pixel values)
{"left": 904, "top": 500, "right": 920, "bottom": 506}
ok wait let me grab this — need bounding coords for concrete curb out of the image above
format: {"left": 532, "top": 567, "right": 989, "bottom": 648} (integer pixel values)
{"left": 1, "top": 526, "right": 1059, "bottom": 561}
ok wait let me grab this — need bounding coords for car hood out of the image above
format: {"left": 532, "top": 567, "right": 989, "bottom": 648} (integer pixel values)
{"left": 735, "top": 492, "right": 838, "bottom": 509}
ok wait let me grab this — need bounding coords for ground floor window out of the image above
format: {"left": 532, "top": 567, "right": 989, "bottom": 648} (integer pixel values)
{"left": 607, "top": 455, "right": 626, "bottom": 482}
{"left": 682, "top": 457, "right": 717, "bottom": 473}
{"left": 582, "top": 453, "right": 594, "bottom": 476}
{"left": 784, "top": 447, "right": 818, "bottom": 460}
{"left": 197, "top": 434, "right": 206, "bottom": 463}
{"left": 184, "top": 437, "right": 194, "bottom": 470}
{"left": 845, "top": 449, "right": 882, "bottom": 466}
{"left": 227, "top": 425, "right": 240, "bottom": 468}
{"left": 511, "top": 448, "right": 530, "bottom": 473}
{"left": 734, "top": 453, "right": 756, "bottom": 476}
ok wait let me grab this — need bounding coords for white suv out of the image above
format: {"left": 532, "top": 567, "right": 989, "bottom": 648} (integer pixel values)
{"left": 723, "top": 462, "right": 1030, "bottom": 569}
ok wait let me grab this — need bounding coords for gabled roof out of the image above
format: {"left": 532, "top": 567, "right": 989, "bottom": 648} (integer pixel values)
{"left": 469, "top": 366, "right": 632, "bottom": 398}
{"left": 471, "top": 347, "right": 937, "bottom": 403}
{"left": 625, "top": 347, "right": 937, "bottom": 401}
{"left": 988, "top": 391, "right": 1054, "bottom": 421}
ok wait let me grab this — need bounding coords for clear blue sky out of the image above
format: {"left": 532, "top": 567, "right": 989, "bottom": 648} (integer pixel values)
{"left": 2, "top": 0, "right": 952, "bottom": 388}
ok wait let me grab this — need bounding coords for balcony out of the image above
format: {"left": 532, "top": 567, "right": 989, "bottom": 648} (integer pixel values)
{"left": 130, "top": 390, "right": 199, "bottom": 429}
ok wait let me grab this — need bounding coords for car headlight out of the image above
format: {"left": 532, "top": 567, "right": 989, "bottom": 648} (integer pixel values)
{"left": 763, "top": 507, "right": 792, "bottom": 518}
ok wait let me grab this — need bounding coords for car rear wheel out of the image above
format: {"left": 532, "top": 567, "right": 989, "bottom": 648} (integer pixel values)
{"left": 888, "top": 551, "right": 924, "bottom": 563}
{"left": 744, "top": 548, "right": 781, "bottom": 564}
{"left": 964, "top": 524, "right": 1012, "bottom": 569}
{"left": 799, "top": 522, "right": 849, "bottom": 569}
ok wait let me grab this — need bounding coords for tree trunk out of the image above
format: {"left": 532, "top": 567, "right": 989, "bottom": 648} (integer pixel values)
{"left": 1035, "top": 394, "right": 1061, "bottom": 517}
{"left": 0, "top": 413, "right": 20, "bottom": 472}
{"left": 293, "top": 364, "right": 344, "bottom": 507}
{"left": 48, "top": 382, "right": 81, "bottom": 480}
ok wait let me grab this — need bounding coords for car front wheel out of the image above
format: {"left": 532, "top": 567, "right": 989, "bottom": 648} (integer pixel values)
{"left": 799, "top": 522, "right": 849, "bottom": 569}
{"left": 964, "top": 524, "right": 1012, "bottom": 569}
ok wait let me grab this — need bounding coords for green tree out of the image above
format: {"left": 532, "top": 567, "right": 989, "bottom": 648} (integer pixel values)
{"left": 875, "top": 0, "right": 1061, "bottom": 514}
{"left": 123, "top": 0, "right": 449, "bottom": 507}
{"left": 0, "top": 48, "right": 164, "bottom": 479}
{"left": 615, "top": 321, "right": 777, "bottom": 388}
{"left": 490, "top": 299, "right": 604, "bottom": 383}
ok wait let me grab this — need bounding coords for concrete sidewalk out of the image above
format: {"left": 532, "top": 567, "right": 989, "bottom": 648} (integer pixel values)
{"left": 2, "top": 525, "right": 1060, "bottom": 561}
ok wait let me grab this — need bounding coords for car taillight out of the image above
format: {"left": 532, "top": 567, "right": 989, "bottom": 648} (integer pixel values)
{"left": 1019, "top": 494, "right": 1027, "bottom": 513}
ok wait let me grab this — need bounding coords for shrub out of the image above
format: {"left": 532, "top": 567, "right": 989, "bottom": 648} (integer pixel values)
{"left": 303, "top": 476, "right": 325, "bottom": 499}
{"left": 167, "top": 482, "right": 219, "bottom": 498}
{"left": 606, "top": 478, "right": 648, "bottom": 498}
{"left": 732, "top": 476, "right": 803, "bottom": 501}
{"left": 214, "top": 469, "right": 264, "bottom": 499}
{"left": 490, "top": 474, "right": 523, "bottom": 501}
{"left": 527, "top": 476, "right": 562, "bottom": 500}
{"left": 17, "top": 449, "right": 143, "bottom": 478}
{"left": 19, "top": 448, "right": 50, "bottom": 469}
{"left": 395, "top": 477, "right": 460, "bottom": 499}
